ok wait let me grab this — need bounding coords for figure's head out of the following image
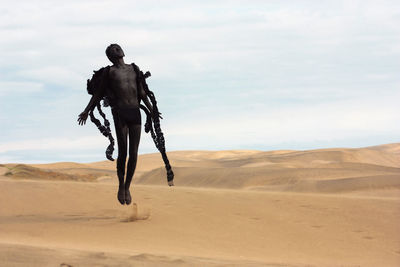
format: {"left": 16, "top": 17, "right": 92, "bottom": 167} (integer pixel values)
{"left": 105, "top": 44, "right": 125, "bottom": 63}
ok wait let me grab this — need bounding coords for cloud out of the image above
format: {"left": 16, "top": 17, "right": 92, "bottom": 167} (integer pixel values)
{"left": 0, "top": 81, "right": 44, "bottom": 96}
{"left": 17, "top": 66, "right": 85, "bottom": 89}
{"left": 163, "top": 91, "right": 400, "bottom": 150}
{"left": 0, "top": 135, "right": 106, "bottom": 153}
{"left": 0, "top": 0, "right": 399, "bottom": 162}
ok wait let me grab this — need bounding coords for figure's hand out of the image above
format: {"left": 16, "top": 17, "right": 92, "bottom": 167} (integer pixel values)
{"left": 78, "top": 111, "right": 89, "bottom": 125}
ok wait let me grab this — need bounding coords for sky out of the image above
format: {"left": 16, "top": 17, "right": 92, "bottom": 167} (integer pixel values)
{"left": 0, "top": 0, "right": 399, "bottom": 163}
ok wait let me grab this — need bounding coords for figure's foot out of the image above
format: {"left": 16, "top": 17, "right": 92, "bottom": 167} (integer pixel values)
{"left": 125, "top": 188, "right": 132, "bottom": 205}
{"left": 167, "top": 169, "right": 174, "bottom": 186}
{"left": 117, "top": 186, "right": 125, "bottom": 205}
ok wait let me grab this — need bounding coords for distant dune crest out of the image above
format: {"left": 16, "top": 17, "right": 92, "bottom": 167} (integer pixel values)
{"left": 1, "top": 143, "right": 399, "bottom": 194}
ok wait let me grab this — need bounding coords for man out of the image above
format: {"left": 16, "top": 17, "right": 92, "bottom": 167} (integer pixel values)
{"left": 78, "top": 44, "right": 154, "bottom": 205}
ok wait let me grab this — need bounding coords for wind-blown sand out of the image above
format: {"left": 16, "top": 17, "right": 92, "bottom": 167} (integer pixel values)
{"left": 0, "top": 143, "right": 399, "bottom": 266}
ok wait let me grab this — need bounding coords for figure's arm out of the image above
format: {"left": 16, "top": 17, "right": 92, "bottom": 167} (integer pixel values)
{"left": 137, "top": 72, "right": 162, "bottom": 119}
{"left": 78, "top": 74, "right": 107, "bottom": 125}
{"left": 138, "top": 82, "right": 154, "bottom": 114}
{"left": 84, "top": 93, "right": 102, "bottom": 113}
{"left": 77, "top": 93, "right": 102, "bottom": 125}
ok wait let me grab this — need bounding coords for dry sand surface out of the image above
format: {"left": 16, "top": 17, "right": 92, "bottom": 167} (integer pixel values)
{"left": 0, "top": 143, "right": 399, "bottom": 266}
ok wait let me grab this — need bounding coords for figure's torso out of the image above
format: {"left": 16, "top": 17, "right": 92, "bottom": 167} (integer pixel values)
{"left": 108, "top": 64, "right": 139, "bottom": 109}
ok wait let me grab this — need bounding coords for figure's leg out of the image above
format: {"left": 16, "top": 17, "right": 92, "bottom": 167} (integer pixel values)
{"left": 113, "top": 111, "right": 129, "bottom": 205}
{"left": 125, "top": 124, "right": 141, "bottom": 205}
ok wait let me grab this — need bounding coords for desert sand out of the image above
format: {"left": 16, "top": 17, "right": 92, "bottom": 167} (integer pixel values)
{"left": 0, "top": 143, "right": 399, "bottom": 266}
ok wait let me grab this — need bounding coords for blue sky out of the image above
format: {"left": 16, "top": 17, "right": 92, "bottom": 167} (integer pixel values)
{"left": 0, "top": 0, "right": 399, "bottom": 163}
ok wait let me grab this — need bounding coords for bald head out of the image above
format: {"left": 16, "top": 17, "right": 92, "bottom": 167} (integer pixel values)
{"left": 105, "top": 44, "right": 125, "bottom": 63}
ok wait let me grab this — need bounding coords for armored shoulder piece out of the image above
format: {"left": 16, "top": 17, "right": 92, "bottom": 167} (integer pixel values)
{"left": 87, "top": 66, "right": 110, "bottom": 95}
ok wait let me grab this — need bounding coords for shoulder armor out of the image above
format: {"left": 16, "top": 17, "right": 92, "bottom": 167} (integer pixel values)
{"left": 87, "top": 66, "right": 110, "bottom": 95}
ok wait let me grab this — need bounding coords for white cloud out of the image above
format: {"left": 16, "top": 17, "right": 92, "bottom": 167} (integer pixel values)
{"left": 17, "top": 66, "right": 85, "bottom": 89}
{"left": 0, "top": 135, "right": 106, "bottom": 153}
{"left": 0, "top": 0, "right": 399, "bottom": 161}
{"left": 163, "top": 92, "right": 400, "bottom": 149}
{"left": 0, "top": 81, "right": 44, "bottom": 96}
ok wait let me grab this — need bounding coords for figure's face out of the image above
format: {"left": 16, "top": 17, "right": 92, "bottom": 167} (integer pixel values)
{"left": 108, "top": 45, "right": 125, "bottom": 61}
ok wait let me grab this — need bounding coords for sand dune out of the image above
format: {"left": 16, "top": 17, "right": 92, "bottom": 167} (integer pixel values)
{"left": 23, "top": 143, "right": 400, "bottom": 191}
{"left": 0, "top": 143, "right": 399, "bottom": 266}
{"left": 136, "top": 144, "right": 400, "bottom": 193}
{"left": 1, "top": 164, "right": 100, "bottom": 182}
{"left": 0, "top": 180, "right": 399, "bottom": 266}
{"left": 137, "top": 166, "right": 400, "bottom": 192}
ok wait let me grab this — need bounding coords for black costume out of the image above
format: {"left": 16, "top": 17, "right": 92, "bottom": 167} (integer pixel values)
{"left": 86, "top": 63, "right": 174, "bottom": 186}
{"left": 112, "top": 107, "right": 142, "bottom": 126}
